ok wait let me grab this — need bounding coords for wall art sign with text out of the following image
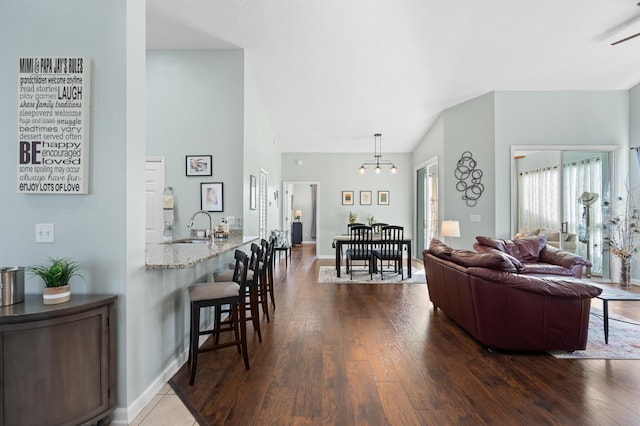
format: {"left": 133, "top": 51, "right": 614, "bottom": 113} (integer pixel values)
{"left": 17, "top": 56, "right": 91, "bottom": 194}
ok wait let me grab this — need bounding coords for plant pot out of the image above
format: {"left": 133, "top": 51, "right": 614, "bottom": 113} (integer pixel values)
{"left": 43, "top": 284, "right": 70, "bottom": 305}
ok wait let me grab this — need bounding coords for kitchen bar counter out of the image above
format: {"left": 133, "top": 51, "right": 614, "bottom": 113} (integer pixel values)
{"left": 145, "top": 235, "right": 259, "bottom": 269}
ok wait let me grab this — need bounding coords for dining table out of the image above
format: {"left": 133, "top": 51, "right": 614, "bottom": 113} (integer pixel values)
{"left": 333, "top": 235, "right": 413, "bottom": 278}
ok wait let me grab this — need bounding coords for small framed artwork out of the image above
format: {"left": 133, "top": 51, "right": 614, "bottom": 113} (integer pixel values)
{"left": 360, "top": 190, "right": 372, "bottom": 205}
{"left": 249, "top": 175, "right": 257, "bottom": 210}
{"left": 378, "top": 190, "right": 390, "bottom": 205}
{"left": 342, "top": 191, "right": 354, "bottom": 205}
{"left": 186, "top": 155, "right": 212, "bottom": 176}
{"left": 201, "top": 182, "right": 224, "bottom": 212}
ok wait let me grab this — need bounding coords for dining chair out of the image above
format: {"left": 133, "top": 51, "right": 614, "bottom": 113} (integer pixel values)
{"left": 341, "top": 223, "right": 366, "bottom": 261}
{"left": 373, "top": 225, "right": 404, "bottom": 280}
{"left": 371, "top": 222, "right": 388, "bottom": 235}
{"left": 187, "top": 250, "right": 250, "bottom": 385}
{"left": 346, "top": 225, "right": 373, "bottom": 280}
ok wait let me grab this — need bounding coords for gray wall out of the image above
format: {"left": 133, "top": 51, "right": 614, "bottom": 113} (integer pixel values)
{"left": 442, "top": 93, "right": 496, "bottom": 249}
{"left": 1, "top": 0, "right": 132, "bottom": 413}
{"left": 282, "top": 152, "right": 413, "bottom": 257}
{"left": 243, "top": 60, "right": 282, "bottom": 236}
{"left": 414, "top": 90, "right": 631, "bottom": 250}
{"left": 494, "top": 91, "right": 629, "bottom": 238}
{"left": 146, "top": 50, "right": 245, "bottom": 236}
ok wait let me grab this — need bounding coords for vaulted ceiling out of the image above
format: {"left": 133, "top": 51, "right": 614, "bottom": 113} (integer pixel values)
{"left": 147, "top": 0, "right": 640, "bottom": 153}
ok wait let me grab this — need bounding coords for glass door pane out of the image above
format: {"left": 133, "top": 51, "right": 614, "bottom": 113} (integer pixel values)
{"left": 562, "top": 151, "right": 610, "bottom": 278}
{"left": 513, "top": 148, "right": 611, "bottom": 280}
{"left": 416, "top": 167, "right": 427, "bottom": 255}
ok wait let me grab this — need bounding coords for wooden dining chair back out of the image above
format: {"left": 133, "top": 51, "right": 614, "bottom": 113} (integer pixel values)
{"left": 245, "top": 243, "right": 263, "bottom": 340}
{"left": 213, "top": 243, "right": 262, "bottom": 343}
{"left": 371, "top": 222, "right": 388, "bottom": 235}
{"left": 187, "top": 250, "right": 250, "bottom": 385}
{"left": 373, "top": 225, "right": 404, "bottom": 280}
{"left": 345, "top": 225, "right": 373, "bottom": 280}
{"left": 264, "top": 237, "right": 276, "bottom": 312}
{"left": 258, "top": 238, "right": 273, "bottom": 322}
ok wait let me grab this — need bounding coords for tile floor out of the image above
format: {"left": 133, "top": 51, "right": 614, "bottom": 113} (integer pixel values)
{"left": 130, "top": 383, "right": 195, "bottom": 426}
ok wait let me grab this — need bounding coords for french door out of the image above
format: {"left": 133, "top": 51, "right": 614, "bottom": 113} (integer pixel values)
{"left": 513, "top": 148, "right": 612, "bottom": 278}
{"left": 416, "top": 159, "right": 438, "bottom": 257}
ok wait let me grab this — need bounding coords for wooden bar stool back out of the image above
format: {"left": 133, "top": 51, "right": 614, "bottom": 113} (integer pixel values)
{"left": 188, "top": 250, "right": 250, "bottom": 385}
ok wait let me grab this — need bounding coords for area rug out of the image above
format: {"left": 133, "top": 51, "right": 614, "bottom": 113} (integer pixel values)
{"left": 548, "top": 308, "right": 640, "bottom": 359}
{"left": 317, "top": 265, "right": 426, "bottom": 284}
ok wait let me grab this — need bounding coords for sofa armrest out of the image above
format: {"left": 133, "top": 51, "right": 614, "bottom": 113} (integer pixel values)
{"left": 539, "top": 244, "right": 592, "bottom": 269}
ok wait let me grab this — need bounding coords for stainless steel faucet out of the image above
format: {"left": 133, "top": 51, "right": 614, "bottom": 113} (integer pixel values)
{"left": 187, "top": 210, "right": 213, "bottom": 239}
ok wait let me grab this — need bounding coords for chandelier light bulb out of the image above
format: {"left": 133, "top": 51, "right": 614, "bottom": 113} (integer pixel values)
{"left": 359, "top": 165, "right": 366, "bottom": 174}
{"left": 391, "top": 164, "right": 397, "bottom": 174}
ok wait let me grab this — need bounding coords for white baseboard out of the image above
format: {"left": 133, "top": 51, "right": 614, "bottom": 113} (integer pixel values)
{"left": 110, "top": 317, "right": 217, "bottom": 424}
{"left": 108, "top": 352, "right": 188, "bottom": 425}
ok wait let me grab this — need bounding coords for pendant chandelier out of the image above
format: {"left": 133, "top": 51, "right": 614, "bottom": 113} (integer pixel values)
{"left": 358, "top": 133, "right": 397, "bottom": 174}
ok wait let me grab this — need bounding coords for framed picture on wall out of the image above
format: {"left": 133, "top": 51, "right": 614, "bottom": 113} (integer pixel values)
{"left": 250, "top": 175, "right": 256, "bottom": 210}
{"left": 360, "top": 191, "right": 372, "bottom": 205}
{"left": 186, "top": 155, "right": 212, "bottom": 176}
{"left": 342, "top": 191, "right": 354, "bottom": 205}
{"left": 201, "top": 182, "right": 224, "bottom": 212}
{"left": 378, "top": 190, "right": 390, "bottom": 205}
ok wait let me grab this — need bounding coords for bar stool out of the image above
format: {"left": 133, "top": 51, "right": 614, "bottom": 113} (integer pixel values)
{"left": 213, "top": 244, "right": 262, "bottom": 342}
{"left": 258, "top": 238, "right": 272, "bottom": 322}
{"left": 187, "top": 250, "right": 250, "bottom": 385}
{"left": 265, "top": 237, "right": 276, "bottom": 310}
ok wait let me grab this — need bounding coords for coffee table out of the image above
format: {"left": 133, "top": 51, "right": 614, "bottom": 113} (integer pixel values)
{"left": 592, "top": 284, "right": 640, "bottom": 344}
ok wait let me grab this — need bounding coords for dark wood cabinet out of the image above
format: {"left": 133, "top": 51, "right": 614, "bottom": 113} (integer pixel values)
{"left": 292, "top": 222, "right": 302, "bottom": 246}
{"left": 0, "top": 294, "right": 116, "bottom": 426}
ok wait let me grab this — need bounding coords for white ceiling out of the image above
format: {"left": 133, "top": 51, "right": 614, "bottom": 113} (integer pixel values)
{"left": 146, "top": 0, "right": 640, "bottom": 154}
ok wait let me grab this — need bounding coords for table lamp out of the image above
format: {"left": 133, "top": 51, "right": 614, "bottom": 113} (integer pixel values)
{"left": 294, "top": 210, "right": 302, "bottom": 221}
{"left": 441, "top": 220, "right": 460, "bottom": 247}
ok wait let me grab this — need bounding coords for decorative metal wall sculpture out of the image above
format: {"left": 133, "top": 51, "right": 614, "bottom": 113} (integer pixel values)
{"left": 455, "top": 151, "right": 484, "bottom": 207}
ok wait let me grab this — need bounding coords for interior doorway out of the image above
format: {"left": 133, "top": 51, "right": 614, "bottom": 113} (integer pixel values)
{"left": 283, "top": 181, "right": 319, "bottom": 246}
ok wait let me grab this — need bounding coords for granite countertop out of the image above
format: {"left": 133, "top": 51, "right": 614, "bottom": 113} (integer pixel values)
{"left": 145, "top": 236, "right": 259, "bottom": 270}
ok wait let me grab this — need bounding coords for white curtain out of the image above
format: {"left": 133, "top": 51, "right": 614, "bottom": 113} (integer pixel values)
{"left": 518, "top": 166, "right": 559, "bottom": 232}
{"left": 563, "top": 158, "right": 602, "bottom": 275}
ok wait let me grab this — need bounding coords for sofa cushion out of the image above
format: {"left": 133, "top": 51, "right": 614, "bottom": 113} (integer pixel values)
{"left": 451, "top": 249, "right": 518, "bottom": 273}
{"left": 476, "top": 235, "right": 548, "bottom": 262}
{"left": 519, "top": 262, "right": 577, "bottom": 276}
{"left": 428, "top": 238, "right": 453, "bottom": 260}
{"left": 539, "top": 229, "right": 560, "bottom": 242}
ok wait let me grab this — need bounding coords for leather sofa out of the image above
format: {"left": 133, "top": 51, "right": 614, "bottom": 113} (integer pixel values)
{"left": 423, "top": 239, "right": 602, "bottom": 351}
{"left": 473, "top": 235, "right": 591, "bottom": 278}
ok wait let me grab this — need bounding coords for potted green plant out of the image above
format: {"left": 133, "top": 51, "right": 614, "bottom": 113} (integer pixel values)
{"left": 349, "top": 211, "right": 358, "bottom": 224}
{"left": 27, "top": 257, "right": 84, "bottom": 304}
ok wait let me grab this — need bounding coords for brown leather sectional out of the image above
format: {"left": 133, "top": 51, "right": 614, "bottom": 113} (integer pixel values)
{"left": 473, "top": 235, "right": 592, "bottom": 278}
{"left": 423, "top": 238, "right": 602, "bottom": 352}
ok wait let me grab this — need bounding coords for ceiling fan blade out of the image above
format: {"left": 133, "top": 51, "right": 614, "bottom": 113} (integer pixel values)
{"left": 611, "top": 31, "right": 640, "bottom": 45}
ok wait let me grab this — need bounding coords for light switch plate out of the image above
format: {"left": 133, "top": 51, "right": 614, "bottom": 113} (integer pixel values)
{"left": 36, "top": 223, "right": 55, "bottom": 243}
{"left": 470, "top": 214, "right": 481, "bottom": 223}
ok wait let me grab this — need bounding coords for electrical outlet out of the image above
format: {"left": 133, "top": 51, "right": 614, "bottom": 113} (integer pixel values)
{"left": 36, "top": 223, "right": 55, "bottom": 243}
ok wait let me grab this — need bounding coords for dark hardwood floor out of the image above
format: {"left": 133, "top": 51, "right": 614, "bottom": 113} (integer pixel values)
{"left": 170, "top": 244, "right": 640, "bottom": 425}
